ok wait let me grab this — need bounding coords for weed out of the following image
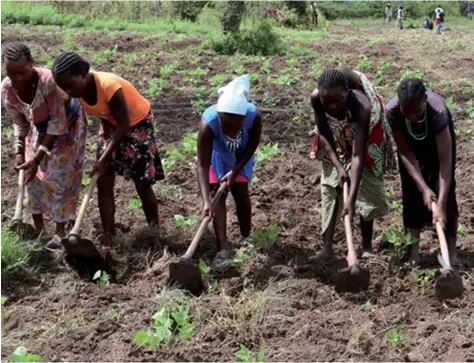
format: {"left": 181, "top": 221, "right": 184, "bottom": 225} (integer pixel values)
{"left": 356, "top": 56, "right": 373, "bottom": 72}
{"left": 192, "top": 98, "right": 208, "bottom": 114}
{"left": 261, "top": 59, "right": 271, "bottom": 74}
{"left": 1, "top": 229, "right": 39, "bottom": 277}
{"left": 160, "top": 62, "right": 180, "bottom": 77}
{"left": 8, "top": 347, "right": 43, "bottom": 362}
{"left": 457, "top": 224, "right": 465, "bottom": 240}
{"left": 162, "top": 145, "right": 185, "bottom": 170}
{"left": 396, "top": 69, "right": 424, "bottom": 88}
{"left": 445, "top": 96, "right": 458, "bottom": 111}
{"left": 1, "top": 296, "right": 7, "bottom": 305}
{"left": 87, "top": 142, "right": 98, "bottom": 152}
{"left": 411, "top": 268, "right": 437, "bottom": 293}
{"left": 231, "top": 250, "right": 251, "bottom": 266}
{"left": 285, "top": 58, "right": 299, "bottom": 69}
{"left": 249, "top": 73, "right": 260, "bottom": 83}
{"left": 338, "top": 54, "right": 348, "bottom": 67}
{"left": 363, "top": 300, "right": 374, "bottom": 311}
{"left": 102, "top": 45, "right": 118, "bottom": 59}
{"left": 385, "top": 230, "right": 416, "bottom": 261}
{"left": 199, "top": 259, "right": 211, "bottom": 275}
{"left": 312, "top": 60, "right": 324, "bottom": 79}
{"left": 174, "top": 214, "right": 199, "bottom": 231}
{"left": 368, "top": 35, "right": 385, "bottom": 46}
{"left": 234, "top": 64, "right": 246, "bottom": 76}
{"left": 391, "top": 201, "right": 403, "bottom": 212}
{"left": 146, "top": 78, "right": 164, "bottom": 96}
{"left": 210, "top": 73, "right": 229, "bottom": 86}
{"left": 235, "top": 344, "right": 266, "bottom": 363}
{"left": 441, "top": 80, "right": 452, "bottom": 92}
{"left": 246, "top": 225, "right": 279, "bottom": 250}
{"left": 4, "top": 127, "right": 13, "bottom": 139}
{"left": 81, "top": 174, "right": 91, "bottom": 186}
{"left": 181, "top": 132, "right": 198, "bottom": 155}
{"left": 255, "top": 143, "right": 279, "bottom": 164}
{"left": 129, "top": 198, "right": 142, "bottom": 209}
{"left": 87, "top": 118, "right": 94, "bottom": 126}
{"left": 386, "top": 328, "right": 404, "bottom": 350}
{"left": 375, "top": 59, "right": 395, "bottom": 86}
{"left": 124, "top": 54, "right": 139, "bottom": 64}
{"left": 93, "top": 270, "right": 110, "bottom": 288}
{"left": 133, "top": 291, "right": 194, "bottom": 350}
{"left": 273, "top": 73, "right": 299, "bottom": 86}
{"left": 385, "top": 190, "right": 392, "bottom": 199}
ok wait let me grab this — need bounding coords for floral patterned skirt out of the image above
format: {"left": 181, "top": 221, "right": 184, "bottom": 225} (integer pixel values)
{"left": 26, "top": 98, "right": 86, "bottom": 223}
{"left": 98, "top": 112, "right": 165, "bottom": 184}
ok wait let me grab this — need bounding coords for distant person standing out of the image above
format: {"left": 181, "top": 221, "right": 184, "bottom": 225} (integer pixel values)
{"left": 397, "top": 5, "right": 404, "bottom": 30}
{"left": 435, "top": 5, "right": 445, "bottom": 34}
{"left": 311, "top": 2, "right": 319, "bottom": 27}
{"left": 467, "top": 3, "right": 473, "bottom": 20}
{"left": 385, "top": 3, "right": 393, "bottom": 27}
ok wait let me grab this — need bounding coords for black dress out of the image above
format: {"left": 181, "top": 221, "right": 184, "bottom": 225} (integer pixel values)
{"left": 386, "top": 92, "right": 458, "bottom": 237}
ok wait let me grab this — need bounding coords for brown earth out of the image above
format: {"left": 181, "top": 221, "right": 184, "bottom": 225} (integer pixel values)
{"left": 1, "top": 24, "right": 474, "bottom": 362}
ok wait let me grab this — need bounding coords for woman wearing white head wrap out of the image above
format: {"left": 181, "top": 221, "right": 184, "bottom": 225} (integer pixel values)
{"left": 197, "top": 75, "right": 262, "bottom": 268}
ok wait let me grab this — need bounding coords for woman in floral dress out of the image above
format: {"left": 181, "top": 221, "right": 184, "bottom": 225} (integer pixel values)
{"left": 1, "top": 42, "right": 86, "bottom": 247}
{"left": 52, "top": 52, "right": 164, "bottom": 244}
{"left": 309, "top": 67, "right": 393, "bottom": 262}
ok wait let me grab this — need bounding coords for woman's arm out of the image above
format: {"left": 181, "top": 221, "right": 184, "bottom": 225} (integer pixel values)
{"left": 233, "top": 109, "right": 262, "bottom": 174}
{"left": 347, "top": 95, "right": 371, "bottom": 204}
{"left": 435, "top": 128, "right": 452, "bottom": 210}
{"left": 197, "top": 119, "right": 214, "bottom": 217}
{"left": 310, "top": 91, "right": 344, "bottom": 171}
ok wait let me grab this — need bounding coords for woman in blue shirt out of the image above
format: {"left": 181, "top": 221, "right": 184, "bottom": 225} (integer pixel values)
{"left": 197, "top": 75, "right": 262, "bottom": 268}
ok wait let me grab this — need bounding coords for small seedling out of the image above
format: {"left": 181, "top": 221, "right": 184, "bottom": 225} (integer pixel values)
{"left": 411, "top": 268, "right": 437, "bottom": 293}
{"left": 363, "top": 300, "right": 374, "bottom": 311}
{"left": 146, "top": 78, "right": 163, "bottom": 96}
{"left": 129, "top": 198, "right": 142, "bottom": 210}
{"left": 457, "top": 224, "right": 465, "bottom": 240}
{"left": 234, "top": 64, "right": 245, "bottom": 76}
{"left": 391, "top": 201, "right": 403, "bottom": 211}
{"left": 181, "top": 132, "right": 198, "bottom": 155}
{"left": 385, "top": 190, "right": 392, "bottom": 199}
{"left": 385, "top": 230, "right": 416, "bottom": 261}
{"left": 174, "top": 214, "right": 199, "bottom": 231}
{"left": 93, "top": 270, "right": 110, "bottom": 288}
{"left": 199, "top": 259, "right": 211, "bottom": 275}
{"left": 356, "top": 56, "right": 373, "bottom": 72}
{"left": 386, "top": 328, "right": 404, "bottom": 350}
{"left": 4, "top": 127, "right": 13, "bottom": 139}
{"left": 231, "top": 250, "right": 250, "bottom": 266}
{"left": 87, "top": 118, "right": 94, "bottom": 126}
{"left": 246, "top": 225, "right": 279, "bottom": 250}
{"left": 445, "top": 96, "right": 458, "bottom": 111}
{"left": 235, "top": 344, "right": 266, "bottom": 362}
{"left": 81, "top": 174, "right": 91, "bottom": 186}
{"left": 255, "top": 143, "right": 279, "bottom": 164}
{"left": 8, "top": 347, "right": 43, "bottom": 362}
{"left": 210, "top": 74, "right": 229, "bottom": 86}
{"left": 160, "top": 62, "right": 180, "bottom": 77}
{"left": 261, "top": 59, "right": 271, "bottom": 74}
{"left": 1, "top": 296, "right": 7, "bottom": 305}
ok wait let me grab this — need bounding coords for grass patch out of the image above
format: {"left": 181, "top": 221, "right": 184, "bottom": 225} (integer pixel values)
{"left": 1, "top": 229, "right": 40, "bottom": 277}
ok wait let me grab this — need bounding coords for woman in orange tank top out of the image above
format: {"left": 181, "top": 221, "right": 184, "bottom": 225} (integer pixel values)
{"left": 52, "top": 52, "right": 164, "bottom": 243}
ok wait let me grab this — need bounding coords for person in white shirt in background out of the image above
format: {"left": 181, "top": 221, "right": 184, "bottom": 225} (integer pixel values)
{"left": 385, "top": 3, "right": 393, "bottom": 27}
{"left": 397, "top": 5, "right": 404, "bottom": 30}
{"left": 435, "top": 5, "right": 445, "bottom": 34}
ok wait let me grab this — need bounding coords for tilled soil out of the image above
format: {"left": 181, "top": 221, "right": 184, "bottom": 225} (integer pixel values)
{"left": 1, "top": 24, "right": 473, "bottom": 362}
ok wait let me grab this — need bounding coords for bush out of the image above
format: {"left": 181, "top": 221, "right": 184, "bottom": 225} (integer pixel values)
{"left": 204, "top": 19, "right": 284, "bottom": 56}
{"left": 172, "top": 1, "right": 208, "bottom": 22}
{"left": 1, "top": 229, "right": 39, "bottom": 277}
{"left": 284, "top": 1, "right": 311, "bottom": 28}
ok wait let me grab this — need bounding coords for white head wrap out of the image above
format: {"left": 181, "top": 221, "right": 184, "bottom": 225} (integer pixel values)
{"left": 216, "top": 75, "right": 250, "bottom": 116}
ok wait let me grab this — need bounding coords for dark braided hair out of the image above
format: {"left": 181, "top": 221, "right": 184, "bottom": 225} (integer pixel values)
{"left": 318, "top": 69, "right": 349, "bottom": 90}
{"left": 397, "top": 78, "right": 426, "bottom": 105}
{"left": 2, "top": 41, "right": 33, "bottom": 63}
{"left": 52, "top": 52, "right": 90, "bottom": 76}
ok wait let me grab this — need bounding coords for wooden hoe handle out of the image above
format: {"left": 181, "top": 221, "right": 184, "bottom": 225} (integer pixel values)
{"left": 13, "top": 169, "right": 25, "bottom": 223}
{"left": 343, "top": 182, "right": 355, "bottom": 252}
{"left": 182, "top": 183, "right": 228, "bottom": 260}
{"left": 69, "top": 174, "right": 99, "bottom": 238}
{"left": 431, "top": 201, "right": 452, "bottom": 270}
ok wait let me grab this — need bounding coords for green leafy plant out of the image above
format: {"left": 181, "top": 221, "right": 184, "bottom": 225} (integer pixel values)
{"left": 231, "top": 250, "right": 250, "bottom": 266}
{"left": 181, "top": 132, "right": 198, "bottom": 155}
{"left": 385, "top": 230, "right": 416, "bottom": 261}
{"left": 261, "top": 59, "right": 271, "bottom": 74}
{"left": 273, "top": 73, "right": 299, "bottom": 86}
{"left": 235, "top": 344, "right": 266, "bottom": 362}
{"left": 356, "top": 56, "right": 373, "bottom": 72}
{"left": 93, "top": 270, "right": 110, "bottom": 288}
{"left": 210, "top": 73, "right": 229, "bottom": 86}
{"left": 146, "top": 78, "right": 163, "bottom": 96}
{"left": 376, "top": 59, "right": 396, "bottom": 86}
{"left": 441, "top": 80, "right": 452, "bottom": 92}
{"left": 457, "top": 224, "right": 465, "bottom": 240}
{"left": 411, "top": 268, "right": 437, "bottom": 293}
{"left": 129, "top": 198, "right": 142, "bottom": 209}
{"left": 133, "top": 301, "right": 195, "bottom": 350}
{"left": 234, "top": 64, "right": 245, "bottom": 76}
{"left": 87, "top": 118, "right": 94, "bottom": 126}
{"left": 363, "top": 300, "right": 374, "bottom": 311}
{"left": 445, "top": 96, "right": 458, "bottom": 112}
{"left": 391, "top": 201, "right": 403, "bottom": 212}
{"left": 255, "top": 143, "right": 279, "bottom": 164}
{"left": 395, "top": 69, "right": 424, "bottom": 88}
{"left": 386, "top": 328, "right": 404, "bottom": 350}
{"left": 312, "top": 60, "right": 324, "bottom": 79}
{"left": 162, "top": 146, "right": 185, "bottom": 170}
{"left": 4, "top": 127, "right": 13, "bottom": 139}
{"left": 8, "top": 347, "right": 43, "bottom": 362}
{"left": 81, "top": 174, "right": 91, "bottom": 186}
{"left": 246, "top": 225, "right": 279, "bottom": 250}
{"left": 1, "top": 229, "right": 39, "bottom": 277}
{"left": 199, "top": 259, "right": 211, "bottom": 275}
{"left": 174, "top": 214, "right": 199, "bottom": 231}
{"left": 1, "top": 296, "right": 7, "bottom": 305}
{"left": 160, "top": 62, "right": 180, "bottom": 77}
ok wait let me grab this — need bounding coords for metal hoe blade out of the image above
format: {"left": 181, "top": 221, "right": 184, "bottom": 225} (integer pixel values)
{"left": 168, "top": 258, "right": 205, "bottom": 296}
{"left": 335, "top": 262, "right": 370, "bottom": 293}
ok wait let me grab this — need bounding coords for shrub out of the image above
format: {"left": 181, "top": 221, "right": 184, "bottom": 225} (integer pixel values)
{"left": 1, "top": 229, "right": 39, "bottom": 277}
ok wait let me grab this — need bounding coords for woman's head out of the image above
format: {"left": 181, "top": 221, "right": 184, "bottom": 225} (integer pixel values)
{"left": 317, "top": 69, "right": 349, "bottom": 114}
{"left": 397, "top": 78, "right": 427, "bottom": 123}
{"left": 216, "top": 75, "right": 250, "bottom": 137}
{"left": 2, "top": 42, "right": 35, "bottom": 91}
{"left": 52, "top": 52, "right": 90, "bottom": 97}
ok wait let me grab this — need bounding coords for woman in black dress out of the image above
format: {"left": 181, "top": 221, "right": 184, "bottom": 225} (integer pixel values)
{"left": 386, "top": 78, "right": 458, "bottom": 266}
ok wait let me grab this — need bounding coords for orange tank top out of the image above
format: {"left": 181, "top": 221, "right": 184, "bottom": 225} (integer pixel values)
{"left": 79, "top": 72, "right": 150, "bottom": 127}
